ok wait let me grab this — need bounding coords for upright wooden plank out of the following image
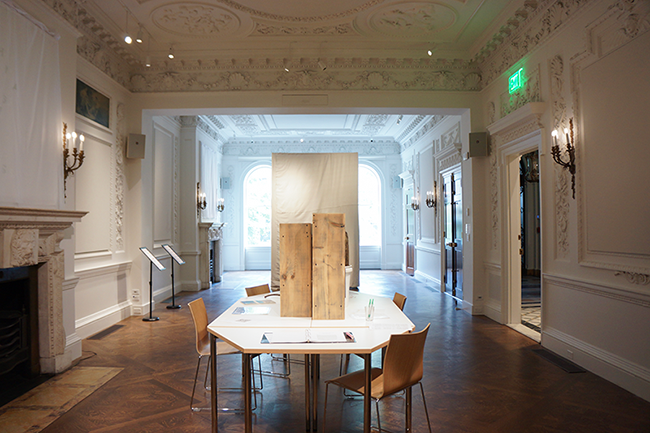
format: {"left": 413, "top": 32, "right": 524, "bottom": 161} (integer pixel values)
{"left": 279, "top": 223, "right": 312, "bottom": 317}
{"left": 312, "top": 213, "right": 346, "bottom": 320}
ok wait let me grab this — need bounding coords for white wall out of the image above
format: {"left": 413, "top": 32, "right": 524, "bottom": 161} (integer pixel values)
{"left": 475, "top": 0, "right": 650, "bottom": 400}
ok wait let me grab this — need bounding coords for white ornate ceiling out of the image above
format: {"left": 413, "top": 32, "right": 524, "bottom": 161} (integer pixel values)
{"left": 85, "top": 0, "right": 518, "bottom": 65}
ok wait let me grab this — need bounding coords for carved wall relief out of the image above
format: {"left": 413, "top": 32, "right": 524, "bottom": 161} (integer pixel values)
{"left": 114, "top": 103, "right": 126, "bottom": 252}
{"left": 549, "top": 55, "right": 570, "bottom": 259}
{"left": 489, "top": 138, "right": 499, "bottom": 250}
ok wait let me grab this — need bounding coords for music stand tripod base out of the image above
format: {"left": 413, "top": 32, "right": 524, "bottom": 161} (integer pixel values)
{"left": 166, "top": 304, "right": 181, "bottom": 310}
{"left": 143, "top": 316, "right": 160, "bottom": 322}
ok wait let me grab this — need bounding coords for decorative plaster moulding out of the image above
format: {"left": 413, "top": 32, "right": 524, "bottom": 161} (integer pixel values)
{"left": 486, "top": 102, "right": 545, "bottom": 140}
{"left": 572, "top": 3, "right": 650, "bottom": 277}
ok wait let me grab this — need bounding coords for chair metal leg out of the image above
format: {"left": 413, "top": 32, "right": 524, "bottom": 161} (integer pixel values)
{"left": 190, "top": 355, "right": 204, "bottom": 412}
{"left": 419, "top": 382, "right": 432, "bottom": 433}
{"left": 405, "top": 386, "right": 412, "bottom": 432}
{"left": 192, "top": 353, "right": 260, "bottom": 413}
{"left": 375, "top": 400, "right": 381, "bottom": 432}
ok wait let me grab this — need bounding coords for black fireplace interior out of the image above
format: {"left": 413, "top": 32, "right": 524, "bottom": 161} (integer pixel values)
{"left": 0, "top": 265, "right": 50, "bottom": 406}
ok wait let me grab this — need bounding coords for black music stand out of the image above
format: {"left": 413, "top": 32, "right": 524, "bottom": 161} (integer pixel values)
{"left": 162, "top": 244, "right": 185, "bottom": 309}
{"left": 140, "top": 247, "right": 165, "bottom": 322}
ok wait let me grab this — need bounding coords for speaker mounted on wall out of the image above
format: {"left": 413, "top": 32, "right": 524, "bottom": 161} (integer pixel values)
{"left": 127, "top": 133, "right": 146, "bottom": 159}
{"left": 468, "top": 132, "right": 489, "bottom": 157}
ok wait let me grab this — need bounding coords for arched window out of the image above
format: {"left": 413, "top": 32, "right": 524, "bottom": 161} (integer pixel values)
{"left": 358, "top": 164, "right": 381, "bottom": 247}
{"left": 244, "top": 165, "right": 272, "bottom": 247}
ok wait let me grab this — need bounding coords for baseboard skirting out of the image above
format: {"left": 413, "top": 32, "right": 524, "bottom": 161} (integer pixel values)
{"left": 483, "top": 299, "right": 502, "bottom": 323}
{"left": 543, "top": 326, "right": 650, "bottom": 402}
{"left": 414, "top": 270, "right": 440, "bottom": 289}
{"left": 75, "top": 301, "right": 132, "bottom": 340}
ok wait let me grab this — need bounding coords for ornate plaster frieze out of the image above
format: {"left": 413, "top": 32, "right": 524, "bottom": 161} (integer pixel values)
{"left": 478, "top": 0, "right": 592, "bottom": 87}
{"left": 614, "top": 0, "right": 650, "bottom": 38}
{"left": 500, "top": 65, "right": 540, "bottom": 118}
{"left": 39, "top": 0, "right": 134, "bottom": 87}
{"left": 401, "top": 115, "right": 446, "bottom": 150}
{"left": 253, "top": 22, "right": 354, "bottom": 36}
{"left": 222, "top": 139, "right": 399, "bottom": 156}
{"left": 489, "top": 139, "right": 499, "bottom": 250}
{"left": 398, "top": 115, "right": 425, "bottom": 143}
{"left": 114, "top": 103, "right": 126, "bottom": 252}
{"left": 129, "top": 64, "right": 481, "bottom": 93}
{"left": 555, "top": 167, "right": 570, "bottom": 258}
{"left": 614, "top": 271, "right": 650, "bottom": 286}
{"left": 151, "top": 3, "right": 241, "bottom": 37}
{"left": 180, "top": 115, "right": 199, "bottom": 127}
{"left": 214, "top": 0, "right": 382, "bottom": 22}
{"left": 197, "top": 117, "right": 223, "bottom": 143}
{"left": 549, "top": 55, "right": 570, "bottom": 259}
{"left": 203, "top": 115, "right": 226, "bottom": 130}
{"left": 437, "top": 147, "right": 462, "bottom": 173}
{"left": 440, "top": 122, "right": 460, "bottom": 150}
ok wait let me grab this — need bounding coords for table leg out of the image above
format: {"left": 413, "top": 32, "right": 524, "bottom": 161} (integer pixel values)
{"left": 210, "top": 334, "right": 218, "bottom": 433}
{"left": 244, "top": 353, "right": 252, "bottom": 433}
{"left": 305, "top": 355, "right": 311, "bottom": 432}
{"left": 406, "top": 386, "right": 412, "bottom": 432}
{"left": 363, "top": 353, "right": 371, "bottom": 433}
{"left": 311, "top": 354, "right": 319, "bottom": 431}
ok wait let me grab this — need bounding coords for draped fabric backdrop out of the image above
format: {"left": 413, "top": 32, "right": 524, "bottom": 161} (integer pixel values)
{"left": 271, "top": 153, "right": 359, "bottom": 289}
{"left": 0, "top": 1, "right": 63, "bottom": 208}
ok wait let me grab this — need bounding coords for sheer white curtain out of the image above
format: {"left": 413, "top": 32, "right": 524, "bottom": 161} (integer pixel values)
{"left": 0, "top": 1, "right": 63, "bottom": 208}
{"left": 271, "top": 153, "right": 359, "bottom": 289}
{"left": 200, "top": 142, "right": 221, "bottom": 221}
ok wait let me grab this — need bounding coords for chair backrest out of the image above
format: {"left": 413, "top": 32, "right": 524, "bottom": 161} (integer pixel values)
{"left": 246, "top": 283, "right": 271, "bottom": 297}
{"left": 188, "top": 298, "right": 209, "bottom": 356}
{"left": 382, "top": 323, "right": 430, "bottom": 396}
{"left": 392, "top": 292, "right": 407, "bottom": 311}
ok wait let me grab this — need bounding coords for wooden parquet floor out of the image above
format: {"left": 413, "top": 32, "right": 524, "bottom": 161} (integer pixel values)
{"left": 39, "top": 270, "right": 650, "bottom": 433}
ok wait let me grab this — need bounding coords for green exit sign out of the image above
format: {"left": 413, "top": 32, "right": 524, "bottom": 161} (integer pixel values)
{"left": 509, "top": 68, "right": 523, "bottom": 93}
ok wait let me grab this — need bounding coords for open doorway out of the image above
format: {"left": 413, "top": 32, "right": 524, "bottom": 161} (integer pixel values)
{"left": 519, "top": 151, "right": 541, "bottom": 332}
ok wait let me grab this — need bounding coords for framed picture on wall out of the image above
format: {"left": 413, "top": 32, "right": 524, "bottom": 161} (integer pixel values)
{"left": 75, "top": 79, "right": 110, "bottom": 128}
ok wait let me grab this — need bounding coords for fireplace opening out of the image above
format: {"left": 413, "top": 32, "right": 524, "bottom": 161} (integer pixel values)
{"left": 0, "top": 265, "right": 51, "bottom": 407}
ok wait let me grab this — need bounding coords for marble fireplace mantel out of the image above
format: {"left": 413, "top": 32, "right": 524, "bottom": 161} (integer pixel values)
{"left": 0, "top": 206, "right": 86, "bottom": 373}
{"left": 198, "top": 222, "right": 225, "bottom": 288}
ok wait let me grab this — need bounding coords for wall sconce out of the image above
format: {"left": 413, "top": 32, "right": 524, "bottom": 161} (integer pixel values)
{"left": 196, "top": 182, "right": 207, "bottom": 216}
{"left": 551, "top": 118, "right": 576, "bottom": 199}
{"left": 410, "top": 194, "right": 420, "bottom": 211}
{"left": 62, "top": 122, "right": 85, "bottom": 197}
{"left": 217, "top": 197, "right": 225, "bottom": 212}
{"left": 425, "top": 182, "right": 437, "bottom": 212}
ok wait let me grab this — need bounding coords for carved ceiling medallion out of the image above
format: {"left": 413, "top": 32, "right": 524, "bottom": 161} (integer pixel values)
{"left": 152, "top": 3, "right": 241, "bottom": 37}
{"left": 367, "top": 2, "right": 456, "bottom": 37}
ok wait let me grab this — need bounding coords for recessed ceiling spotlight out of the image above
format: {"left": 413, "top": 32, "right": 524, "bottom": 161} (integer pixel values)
{"left": 135, "top": 26, "right": 143, "bottom": 44}
{"left": 317, "top": 60, "right": 327, "bottom": 71}
{"left": 168, "top": 45, "right": 175, "bottom": 59}
{"left": 427, "top": 50, "right": 433, "bottom": 56}
{"left": 145, "top": 56, "right": 151, "bottom": 67}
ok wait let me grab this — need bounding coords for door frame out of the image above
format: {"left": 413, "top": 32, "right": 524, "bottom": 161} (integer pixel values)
{"left": 399, "top": 171, "right": 415, "bottom": 275}
{"left": 499, "top": 132, "right": 543, "bottom": 340}
{"left": 440, "top": 163, "right": 462, "bottom": 300}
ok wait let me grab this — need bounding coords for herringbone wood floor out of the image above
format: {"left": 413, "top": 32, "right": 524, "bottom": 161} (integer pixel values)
{"left": 40, "top": 271, "right": 650, "bottom": 433}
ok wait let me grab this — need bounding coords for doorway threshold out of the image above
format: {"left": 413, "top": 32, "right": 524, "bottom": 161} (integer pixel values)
{"left": 507, "top": 323, "right": 541, "bottom": 343}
